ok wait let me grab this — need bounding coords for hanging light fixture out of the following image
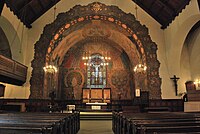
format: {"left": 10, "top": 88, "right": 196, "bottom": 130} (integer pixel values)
{"left": 133, "top": 52, "right": 147, "bottom": 97}
{"left": 43, "top": 65, "right": 58, "bottom": 73}
{"left": 133, "top": 63, "right": 147, "bottom": 73}
{"left": 82, "top": 51, "right": 91, "bottom": 61}
{"left": 43, "top": 2, "right": 58, "bottom": 74}
{"left": 133, "top": 50, "right": 147, "bottom": 74}
{"left": 133, "top": 63, "right": 147, "bottom": 97}
{"left": 82, "top": 51, "right": 111, "bottom": 66}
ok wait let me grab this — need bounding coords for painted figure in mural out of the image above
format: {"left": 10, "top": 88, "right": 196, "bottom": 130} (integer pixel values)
{"left": 71, "top": 77, "right": 78, "bottom": 99}
{"left": 91, "top": 63, "right": 101, "bottom": 85}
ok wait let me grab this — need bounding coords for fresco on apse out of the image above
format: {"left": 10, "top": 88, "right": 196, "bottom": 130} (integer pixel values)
{"left": 59, "top": 42, "right": 132, "bottom": 100}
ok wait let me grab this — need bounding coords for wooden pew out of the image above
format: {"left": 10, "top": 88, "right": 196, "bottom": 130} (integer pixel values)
{"left": 113, "top": 112, "right": 200, "bottom": 134}
{"left": 0, "top": 112, "right": 80, "bottom": 134}
{"left": 127, "top": 119, "right": 200, "bottom": 134}
{"left": 126, "top": 113, "right": 200, "bottom": 134}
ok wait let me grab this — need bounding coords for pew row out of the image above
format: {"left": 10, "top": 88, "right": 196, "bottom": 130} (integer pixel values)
{"left": 0, "top": 112, "right": 80, "bottom": 134}
{"left": 113, "top": 112, "right": 200, "bottom": 134}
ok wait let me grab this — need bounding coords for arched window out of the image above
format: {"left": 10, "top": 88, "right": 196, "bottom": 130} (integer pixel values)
{"left": 86, "top": 54, "right": 107, "bottom": 88}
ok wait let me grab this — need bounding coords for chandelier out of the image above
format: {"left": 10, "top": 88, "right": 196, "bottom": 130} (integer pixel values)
{"left": 133, "top": 63, "right": 147, "bottom": 73}
{"left": 82, "top": 52, "right": 111, "bottom": 66}
{"left": 43, "top": 65, "right": 58, "bottom": 73}
{"left": 43, "top": 64, "right": 58, "bottom": 99}
{"left": 133, "top": 62, "right": 147, "bottom": 97}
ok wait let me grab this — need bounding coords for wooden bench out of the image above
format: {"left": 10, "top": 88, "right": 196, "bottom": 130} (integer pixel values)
{"left": 113, "top": 112, "right": 200, "bottom": 134}
{"left": 144, "top": 106, "right": 170, "bottom": 112}
{"left": 0, "top": 112, "right": 80, "bottom": 134}
{"left": 127, "top": 113, "right": 200, "bottom": 134}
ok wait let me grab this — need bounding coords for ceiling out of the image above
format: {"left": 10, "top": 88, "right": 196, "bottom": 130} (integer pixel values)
{"left": 2, "top": 0, "right": 191, "bottom": 29}
{"left": 132, "top": 0, "right": 191, "bottom": 29}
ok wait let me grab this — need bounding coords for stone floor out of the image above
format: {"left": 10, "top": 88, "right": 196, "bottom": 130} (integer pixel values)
{"left": 78, "top": 120, "right": 114, "bottom": 134}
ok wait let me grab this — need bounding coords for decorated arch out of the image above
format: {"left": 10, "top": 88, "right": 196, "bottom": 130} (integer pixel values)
{"left": 30, "top": 2, "right": 161, "bottom": 99}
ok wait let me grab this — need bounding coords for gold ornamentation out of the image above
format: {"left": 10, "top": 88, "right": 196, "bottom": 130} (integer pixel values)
{"left": 82, "top": 23, "right": 111, "bottom": 38}
{"left": 91, "top": 3, "right": 102, "bottom": 12}
{"left": 65, "top": 23, "right": 70, "bottom": 29}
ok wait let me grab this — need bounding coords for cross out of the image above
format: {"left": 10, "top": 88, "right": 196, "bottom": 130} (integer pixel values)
{"left": 170, "top": 75, "right": 180, "bottom": 96}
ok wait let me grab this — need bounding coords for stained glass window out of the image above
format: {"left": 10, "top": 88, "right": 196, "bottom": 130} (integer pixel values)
{"left": 86, "top": 54, "right": 107, "bottom": 88}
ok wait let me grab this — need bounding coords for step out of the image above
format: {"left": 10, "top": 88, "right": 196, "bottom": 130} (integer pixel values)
{"left": 80, "top": 112, "right": 112, "bottom": 120}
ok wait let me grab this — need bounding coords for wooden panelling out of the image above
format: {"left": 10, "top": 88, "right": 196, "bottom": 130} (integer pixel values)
{"left": 0, "top": 98, "right": 184, "bottom": 113}
{"left": 187, "top": 90, "right": 200, "bottom": 101}
{"left": 149, "top": 99, "right": 184, "bottom": 112}
{"left": 0, "top": 55, "right": 27, "bottom": 85}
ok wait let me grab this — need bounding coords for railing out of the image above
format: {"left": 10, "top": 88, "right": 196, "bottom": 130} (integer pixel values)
{"left": 0, "top": 98, "right": 184, "bottom": 112}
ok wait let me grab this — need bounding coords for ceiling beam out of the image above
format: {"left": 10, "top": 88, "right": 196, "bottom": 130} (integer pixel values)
{"left": 159, "top": 0, "right": 175, "bottom": 14}
{"left": 28, "top": 0, "right": 60, "bottom": 25}
{"left": 5, "top": 0, "right": 32, "bottom": 28}
{"left": 147, "top": 1, "right": 155, "bottom": 10}
{"left": 0, "top": 0, "right": 5, "bottom": 15}
{"left": 17, "top": 0, "right": 33, "bottom": 16}
{"left": 17, "top": 3, "right": 33, "bottom": 28}
{"left": 5, "top": 0, "right": 31, "bottom": 16}
{"left": 132, "top": 0, "right": 164, "bottom": 28}
{"left": 38, "top": 0, "right": 45, "bottom": 9}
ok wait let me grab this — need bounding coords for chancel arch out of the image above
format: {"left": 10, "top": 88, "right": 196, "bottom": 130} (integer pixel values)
{"left": 30, "top": 2, "right": 161, "bottom": 99}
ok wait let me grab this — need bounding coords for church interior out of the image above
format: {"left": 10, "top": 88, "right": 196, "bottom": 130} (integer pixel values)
{"left": 0, "top": 0, "right": 200, "bottom": 133}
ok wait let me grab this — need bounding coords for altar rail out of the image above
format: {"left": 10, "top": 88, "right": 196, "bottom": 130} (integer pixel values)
{"left": 148, "top": 99, "right": 184, "bottom": 112}
{"left": 0, "top": 98, "right": 184, "bottom": 112}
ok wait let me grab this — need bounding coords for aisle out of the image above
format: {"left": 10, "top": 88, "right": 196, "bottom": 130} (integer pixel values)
{"left": 78, "top": 120, "right": 114, "bottom": 134}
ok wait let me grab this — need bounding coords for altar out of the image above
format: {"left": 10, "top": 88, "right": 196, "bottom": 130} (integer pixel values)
{"left": 86, "top": 102, "right": 107, "bottom": 110}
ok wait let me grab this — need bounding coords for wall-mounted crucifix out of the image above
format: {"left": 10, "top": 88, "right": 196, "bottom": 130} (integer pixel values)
{"left": 170, "top": 75, "right": 180, "bottom": 96}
